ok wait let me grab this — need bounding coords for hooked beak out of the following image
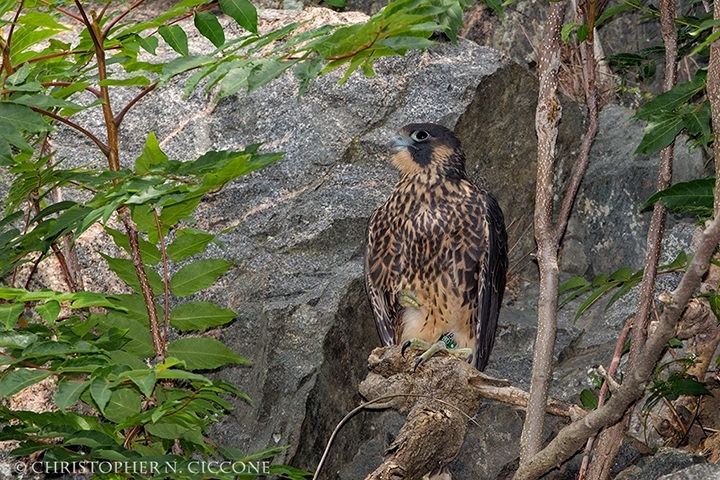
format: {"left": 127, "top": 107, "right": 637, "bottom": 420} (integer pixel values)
{"left": 387, "top": 134, "right": 414, "bottom": 153}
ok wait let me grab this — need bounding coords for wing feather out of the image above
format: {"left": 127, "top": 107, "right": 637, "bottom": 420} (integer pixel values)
{"left": 473, "top": 192, "right": 508, "bottom": 371}
{"left": 365, "top": 209, "right": 397, "bottom": 346}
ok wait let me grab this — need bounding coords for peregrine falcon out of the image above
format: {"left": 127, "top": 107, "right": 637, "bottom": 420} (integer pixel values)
{"left": 365, "top": 123, "right": 507, "bottom": 371}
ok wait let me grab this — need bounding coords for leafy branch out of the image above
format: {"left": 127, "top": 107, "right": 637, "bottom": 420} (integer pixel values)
{"left": 559, "top": 251, "right": 690, "bottom": 321}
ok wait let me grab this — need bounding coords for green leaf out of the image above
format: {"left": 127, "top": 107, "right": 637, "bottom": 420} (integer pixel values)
{"left": 640, "top": 176, "right": 714, "bottom": 219}
{"left": 596, "top": 0, "right": 641, "bottom": 27}
{"left": 574, "top": 283, "right": 616, "bottom": 321}
{"left": 561, "top": 23, "right": 582, "bottom": 43}
{"left": 0, "top": 331, "right": 38, "bottom": 349}
{"left": 167, "top": 338, "right": 250, "bottom": 370}
{"left": 100, "top": 253, "right": 165, "bottom": 296}
{"left": 0, "top": 368, "right": 51, "bottom": 397}
{"left": 579, "top": 389, "right": 598, "bottom": 409}
{"left": 70, "top": 291, "right": 123, "bottom": 310}
{"left": 559, "top": 276, "right": 588, "bottom": 294}
{"left": 136, "top": 34, "right": 159, "bottom": 54}
{"left": 158, "top": 194, "right": 203, "bottom": 232}
{"left": 219, "top": 0, "right": 258, "bottom": 34}
{"left": 55, "top": 379, "right": 89, "bottom": 410}
{"left": 708, "top": 294, "right": 720, "bottom": 323}
{"left": 145, "top": 421, "right": 189, "bottom": 439}
{"left": 90, "top": 377, "right": 113, "bottom": 414}
{"left": 170, "top": 259, "right": 233, "bottom": 297}
{"left": 634, "top": 111, "right": 685, "bottom": 155}
{"left": 247, "top": 60, "right": 296, "bottom": 93}
{"left": 64, "top": 430, "right": 119, "bottom": 448}
{"left": 661, "top": 250, "right": 689, "bottom": 270}
{"left": 194, "top": 11, "right": 225, "bottom": 47}
{"left": 0, "top": 303, "right": 25, "bottom": 329}
{"left": 107, "top": 350, "right": 149, "bottom": 370}
{"left": 167, "top": 229, "right": 214, "bottom": 262}
{"left": 608, "top": 267, "right": 633, "bottom": 282}
{"left": 690, "top": 28, "right": 720, "bottom": 56}
{"left": 377, "top": 36, "right": 435, "bottom": 53}
{"left": 170, "top": 302, "right": 236, "bottom": 331}
{"left": 104, "top": 388, "right": 142, "bottom": 423}
{"left": 161, "top": 55, "right": 214, "bottom": 83}
{"left": 95, "top": 312, "right": 155, "bottom": 358}
{"left": 683, "top": 101, "right": 712, "bottom": 146}
{"left": 0, "top": 102, "right": 52, "bottom": 163}
{"left": 324, "top": 0, "right": 347, "bottom": 5}
{"left": 135, "top": 132, "right": 169, "bottom": 174}
{"left": 605, "top": 279, "right": 638, "bottom": 311}
{"left": 218, "top": 65, "right": 251, "bottom": 98}
{"left": 17, "top": 11, "right": 71, "bottom": 31}
{"left": 635, "top": 70, "right": 707, "bottom": 121}
{"left": 670, "top": 378, "right": 712, "bottom": 397}
{"left": 105, "top": 227, "right": 162, "bottom": 266}
{"left": 159, "top": 24, "right": 189, "bottom": 56}
{"left": 0, "top": 101, "right": 52, "bottom": 133}
{"left": 35, "top": 299, "right": 61, "bottom": 323}
{"left": 118, "top": 369, "right": 157, "bottom": 397}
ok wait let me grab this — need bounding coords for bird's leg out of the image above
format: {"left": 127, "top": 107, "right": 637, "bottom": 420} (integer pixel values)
{"left": 402, "top": 333, "right": 473, "bottom": 371}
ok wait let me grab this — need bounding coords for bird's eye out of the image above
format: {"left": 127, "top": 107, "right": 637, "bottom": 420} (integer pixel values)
{"left": 411, "top": 130, "right": 430, "bottom": 142}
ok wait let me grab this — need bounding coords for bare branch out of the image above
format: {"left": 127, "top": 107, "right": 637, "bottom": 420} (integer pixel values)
{"left": 519, "top": 0, "right": 566, "bottom": 466}
{"left": 584, "top": 2, "right": 678, "bottom": 477}
{"left": 709, "top": 0, "right": 720, "bottom": 215}
{"left": 554, "top": 26, "right": 599, "bottom": 243}
{"left": 629, "top": 0, "right": 678, "bottom": 366}
{"left": 515, "top": 213, "right": 720, "bottom": 480}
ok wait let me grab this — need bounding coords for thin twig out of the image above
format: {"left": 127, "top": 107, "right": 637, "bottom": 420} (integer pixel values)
{"left": 578, "top": 317, "right": 633, "bottom": 480}
{"left": 114, "top": 82, "right": 158, "bottom": 127}
{"left": 554, "top": 26, "right": 599, "bottom": 244}
{"left": 38, "top": 0, "right": 83, "bottom": 22}
{"left": 102, "top": 0, "right": 147, "bottom": 40}
{"left": 312, "top": 393, "right": 481, "bottom": 480}
{"left": 28, "top": 106, "right": 110, "bottom": 157}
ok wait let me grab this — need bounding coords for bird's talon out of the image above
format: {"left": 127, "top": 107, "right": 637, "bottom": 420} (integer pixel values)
{"left": 401, "top": 340, "right": 412, "bottom": 357}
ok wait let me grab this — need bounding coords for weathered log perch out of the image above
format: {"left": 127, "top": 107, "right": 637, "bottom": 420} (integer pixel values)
{"left": 359, "top": 346, "right": 584, "bottom": 479}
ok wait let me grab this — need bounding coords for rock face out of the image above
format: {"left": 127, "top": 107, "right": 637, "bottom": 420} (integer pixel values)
{"left": 41, "top": 7, "right": 707, "bottom": 480}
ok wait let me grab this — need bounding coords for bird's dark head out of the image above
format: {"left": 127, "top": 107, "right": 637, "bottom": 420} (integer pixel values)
{"left": 387, "top": 123, "right": 467, "bottom": 180}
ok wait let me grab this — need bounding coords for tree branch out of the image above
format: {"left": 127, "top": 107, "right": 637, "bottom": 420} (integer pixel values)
{"left": 629, "top": 0, "right": 678, "bottom": 366}
{"left": 514, "top": 213, "right": 720, "bottom": 480}
{"left": 114, "top": 82, "right": 158, "bottom": 128}
{"left": 554, "top": 15, "right": 599, "bottom": 243}
{"left": 102, "top": 0, "right": 147, "bottom": 39}
{"left": 119, "top": 206, "right": 165, "bottom": 361}
{"left": 28, "top": 106, "right": 110, "bottom": 157}
{"left": 518, "top": 0, "right": 566, "bottom": 466}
